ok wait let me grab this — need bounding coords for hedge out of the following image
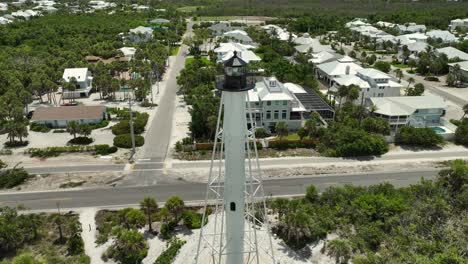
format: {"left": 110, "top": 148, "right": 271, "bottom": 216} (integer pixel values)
{"left": 113, "top": 134, "right": 145, "bottom": 148}
{"left": 154, "top": 238, "right": 186, "bottom": 264}
{"left": 30, "top": 123, "right": 51, "bottom": 133}
{"left": 182, "top": 210, "right": 207, "bottom": 229}
{"left": 395, "top": 126, "right": 443, "bottom": 147}
{"left": 195, "top": 141, "right": 263, "bottom": 151}
{"left": 68, "top": 137, "right": 93, "bottom": 145}
{"left": 95, "top": 144, "right": 118, "bottom": 155}
{"left": 268, "top": 139, "right": 316, "bottom": 150}
{"left": 0, "top": 168, "right": 30, "bottom": 189}
{"left": 26, "top": 144, "right": 116, "bottom": 158}
{"left": 111, "top": 112, "right": 149, "bottom": 135}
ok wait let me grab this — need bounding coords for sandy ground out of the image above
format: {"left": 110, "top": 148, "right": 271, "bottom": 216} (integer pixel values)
{"left": 0, "top": 152, "right": 125, "bottom": 168}
{"left": 142, "top": 230, "right": 166, "bottom": 264}
{"left": 80, "top": 208, "right": 114, "bottom": 264}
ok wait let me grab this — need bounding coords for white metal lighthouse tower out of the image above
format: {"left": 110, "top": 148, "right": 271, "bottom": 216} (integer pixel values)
{"left": 195, "top": 52, "right": 275, "bottom": 264}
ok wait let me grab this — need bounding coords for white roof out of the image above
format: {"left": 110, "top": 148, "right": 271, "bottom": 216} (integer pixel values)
{"left": 403, "top": 32, "right": 428, "bottom": 41}
{"left": 293, "top": 33, "right": 313, "bottom": 45}
{"left": 130, "top": 26, "right": 153, "bottom": 34}
{"left": 449, "top": 61, "right": 468, "bottom": 72}
{"left": 376, "top": 21, "right": 395, "bottom": 28}
{"left": 357, "top": 68, "right": 390, "bottom": 79}
{"left": 436, "top": 47, "right": 468, "bottom": 61}
{"left": 223, "top": 29, "right": 248, "bottom": 36}
{"left": 395, "top": 35, "right": 416, "bottom": 46}
{"left": 406, "top": 41, "right": 429, "bottom": 53}
{"left": 0, "top": 17, "right": 12, "bottom": 24}
{"left": 214, "top": 42, "right": 254, "bottom": 53}
{"left": 426, "top": 30, "right": 458, "bottom": 42}
{"left": 294, "top": 38, "right": 332, "bottom": 54}
{"left": 284, "top": 83, "right": 307, "bottom": 94}
{"left": 63, "top": 68, "right": 89, "bottom": 81}
{"left": 119, "top": 47, "right": 137, "bottom": 57}
{"left": 317, "top": 57, "right": 363, "bottom": 76}
{"left": 221, "top": 50, "right": 260, "bottom": 63}
{"left": 333, "top": 75, "right": 371, "bottom": 89}
{"left": 369, "top": 95, "right": 446, "bottom": 116}
{"left": 250, "top": 77, "right": 295, "bottom": 102}
{"left": 308, "top": 51, "right": 338, "bottom": 64}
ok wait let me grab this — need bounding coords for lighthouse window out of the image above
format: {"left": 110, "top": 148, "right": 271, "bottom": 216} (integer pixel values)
{"left": 230, "top": 202, "right": 236, "bottom": 211}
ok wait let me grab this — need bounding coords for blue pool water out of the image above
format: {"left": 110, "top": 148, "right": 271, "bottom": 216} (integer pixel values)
{"left": 431, "top": 127, "right": 446, "bottom": 134}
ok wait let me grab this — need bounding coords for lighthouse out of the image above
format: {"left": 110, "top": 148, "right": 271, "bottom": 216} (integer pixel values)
{"left": 195, "top": 52, "right": 275, "bottom": 264}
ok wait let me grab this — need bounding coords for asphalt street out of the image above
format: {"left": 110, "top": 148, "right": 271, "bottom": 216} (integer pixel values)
{"left": 0, "top": 169, "right": 439, "bottom": 210}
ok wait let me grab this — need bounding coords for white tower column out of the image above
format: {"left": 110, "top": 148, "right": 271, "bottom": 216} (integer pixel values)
{"left": 222, "top": 91, "right": 247, "bottom": 264}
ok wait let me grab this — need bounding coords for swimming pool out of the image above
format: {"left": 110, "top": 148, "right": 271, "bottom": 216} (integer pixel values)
{"left": 431, "top": 127, "right": 446, "bottom": 134}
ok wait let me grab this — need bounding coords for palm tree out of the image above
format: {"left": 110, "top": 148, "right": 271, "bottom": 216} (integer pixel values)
{"left": 369, "top": 104, "right": 378, "bottom": 115}
{"left": 275, "top": 121, "right": 289, "bottom": 140}
{"left": 66, "top": 121, "right": 79, "bottom": 139}
{"left": 140, "top": 197, "right": 158, "bottom": 232}
{"left": 165, "top": 196, "right": 185, "bottom": 220}
{"left": 52, "top": 214, "right": 64, "bottom": 242}
{"left": 395, "top": 69, "right": 403, "bottom": 82}
{"left": 407, "top": 77, "right": 415, "bottom": 89}
{"left": 326, "top": 239, "right": 352, "bottom": 264}
{"left": 346, "top": 85, "right": 360, "bottom": 102}
{"left": 462, "top": 104, "right": 468, "bottom": 120}
{"left": 337, "top": 85, "right": 349, "bottom": 109}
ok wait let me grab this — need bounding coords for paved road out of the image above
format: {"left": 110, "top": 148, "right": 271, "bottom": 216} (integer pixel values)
{"left": 0, "top": 169, "right": 439, "bottom": 210}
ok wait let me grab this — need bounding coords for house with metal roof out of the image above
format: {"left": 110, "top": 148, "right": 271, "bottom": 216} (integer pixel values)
{"left": 450, "top": 18, "right": 468, "bottom": 31}
{"left": 436, "top": 47, "right": 468, "bottom": 61}
{"left": 394, "top": 23, "right": 426, "bottom": 34}
{"left": 426, "top": 30, "right": 458, "bottom": 43}
{"left": 245, "top": 77, "right": 334, "bottom": 130}
{"left": 366, "top": 95, "right": 448, "bottom": 131}
{"left": 308, "top": 51, "right": 342, "bottom": 65}
{"left": 62, "top": 68, "right": 93, "bottom": 99}
{"left": 128, "top": 26, "right": 153, "bottom": 43}
{"left": 214, "top": 43, "right": 260, "bottom": 63}
{"left": 315, "top": 56, "right": 363, "bottom": 86}
{"left": 222, "top": 30, "right": 253, "bottom": 44}
{"left": 294, "top": 38, "right": 332, "bottom": 54}
{"left": 31, "top": 106, "right": 106, "bottom": 128}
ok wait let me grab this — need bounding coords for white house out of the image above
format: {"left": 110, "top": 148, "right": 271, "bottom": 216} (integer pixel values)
{"left": 119, "top": 47, "right": 137, "bottom": 60}
{"left": 214, "top": 43, "right": 260, "bottom": 63}
{"left": 450, "top": 18, "right": 468, "bottom": 31}
{"left": 316, "top": 56, "right": 363, "bottom": 86}
{"left": 308, "top": 51, "right": 342, "bottom": 65}
{"left": 128, "top": 26, "right": 153, "bottom": 43}
{"left": 62, "top": 68, "right": 93, "bottom": 99}
{"left": 31, "top": 106, "right": 106, "bottom": 128}
{"left": 222, "top": 30, "right": 253, "bottom": 44}
{"left": 394, "top": 23, "right": 426, "bottom": 34}
{"left": 262, "top": 24, "right": 297, "bottom": 41}
{"left": 294, "top": 38, "right": 332, "bottom": 54}
{"left": 448, "top": 61, "right": 468, "bottom": 79}
{"left": 376, "top": 21, "right": 395, "bottom": 28}
{"left": 0, "top": 17, "right": 12, "bottom": 25}
{"left": 367, "top": 95, "right": 447, "bottom": 131}
{"left": 436, "top": 47, "right": 468, "bottom": 61}
{"left": 0, "top": 3, "right": 8, "bottom": 11}
{"left": 294, "top": 33, "right": 314, "bottom": 45}
{"left": 345, "top": 18, "right": 370, "bottom": 28}
{"left": 400, "top": 42, "right": 430, "bottom": 59}
{"left": 11, "top": 9, "right": 38, "bottom": 20}
{"left": 247, "top": 77, "right": 307, "bottom": 130}
{"left": 426, "top": 30, "right": 458, "bottom": 43}
{"left": 331, "top": 68, "right": 401, "bottom": 104}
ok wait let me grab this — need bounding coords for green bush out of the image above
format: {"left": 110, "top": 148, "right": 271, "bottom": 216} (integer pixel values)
{"left": 111, "top": 112, "right": 149, "bottom": 135}
{"left": 373, "top": 61, "right": 391, "bottom": 73}
{"left": 268, "top": 139, "right": 316, "bottom": 150}
{"left": 89, "top": 120, "right": 109, "bottom": 130}
{"left": 26, "top": 145, "right": 101, "bottom": 158}
{"left": 255, "top": 127, "right": 270, "bottom": 138}
{"left": 140, "top": 101, "right": 158, "bottom": 107}
{"left": 53, "top": 129, "right": 67, "bottom": 133}
{"left": 0, "top": 149, "right": 13, "bottom": 155}
{"left": 94, "top": 144, "right": 118, "bottom": 155}
{"left": 454, "top": 121, "right": 468, "bottom": 146}
{"left": 395, "top": 126, "right": 444, "bottom": 147}
{"left": 4, "top": 141, "right": 29, "bottom": 148}
{"left": 424, "top": 76, "right": 439, "bottom": 82}
{"left": 154, "top": 238, "right": 186, "bottom": 264}
{"left": 182, "top": 210, "right": 206, "bottom": 229}
{"left": 30, "top": 123, "right": 51, "bottom": 133}
{"left": 160, "top": 220, "right": 178, "bottom": 240}
{"left": 113, "top": 134, "right": 145, "bottom": 148}
{"left": 68, "top": 136, "right": 93, "bottom": 145}
{"left": 0, "top": 168, "right": 30, "bottom": 189}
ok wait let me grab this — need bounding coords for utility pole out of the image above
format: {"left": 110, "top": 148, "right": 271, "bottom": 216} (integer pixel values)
{"left": 128, "top": 94, "right": 136, "bottom": 162}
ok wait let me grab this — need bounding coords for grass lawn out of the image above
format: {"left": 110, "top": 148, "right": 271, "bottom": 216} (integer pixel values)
{"left": 198, "top": 16, "right": 239, "bottom": 21}
{"left": 171, "top": 46, "right": 180, "bottom": 56}
{"left": 185, "top": 57, "right": 211, "bottom": 66}
{"left": 392, "top": 62, "right": 409, "bottom": 69}
{"left": 274, "top": 133, "right": 300, "bottom": 141}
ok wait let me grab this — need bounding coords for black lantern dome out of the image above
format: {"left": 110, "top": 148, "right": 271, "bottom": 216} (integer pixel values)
{"left": 219, "top": 51, "right": 253, "bottom": 92}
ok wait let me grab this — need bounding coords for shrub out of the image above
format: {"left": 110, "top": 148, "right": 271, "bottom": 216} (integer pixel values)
{"left": 30, "top": 123, "right": 51, "bottom": 133}
{"left": 255, "top": 127, "right": 270, "bottom": 138}
{"left": 182, "top": 210, "right": 206, "bottom": 229}
{"left": 268, "top": 139, "right": 316, "bottom": 150}
{"left": 53, "top": 129, "right": 67, "bottom": 133}
{"left": 154, "top": 238, "right": 186, "bottom": 264}
{"left": 140, "top": 101, "right": 158, "bottom": 107}
{"left": 111, "top": 112, "right": 149, "bottom": 135}
{"left": 373, "top": 61, "right": 391, "bottom": 73}
{"left": 4, "top": 141, "right": 29, "bottom": 148}
{"left": 395, "top": 126, "right": 443, "bottom": 147}
{"left": 160, "top": 220, "right": 178, "bottom": 240}
{"left": 454, "top": 121, "right": 468, "bottom": 146}
{"left": 94, "top": 144, "right": 118, "bottom": 155}
{"left": 113, "top": 134, "right": 145, "bottom": 148}
{"left": 68, "top": 136, "right": 93, "bottom": 145}
{"left": 0, "top": 149, "right": 13, "bottom": 155}
{"left": 26, "top": 145, "right": 102, "bottom": 158}
{"left": 0, "top": 168, "right": 30, "bottom": 189}
{"left": 424, "top": 76, "right": 439, "bottom": 82}
{"left": 89, "top": 120, "right": 110, "bottom": 130}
